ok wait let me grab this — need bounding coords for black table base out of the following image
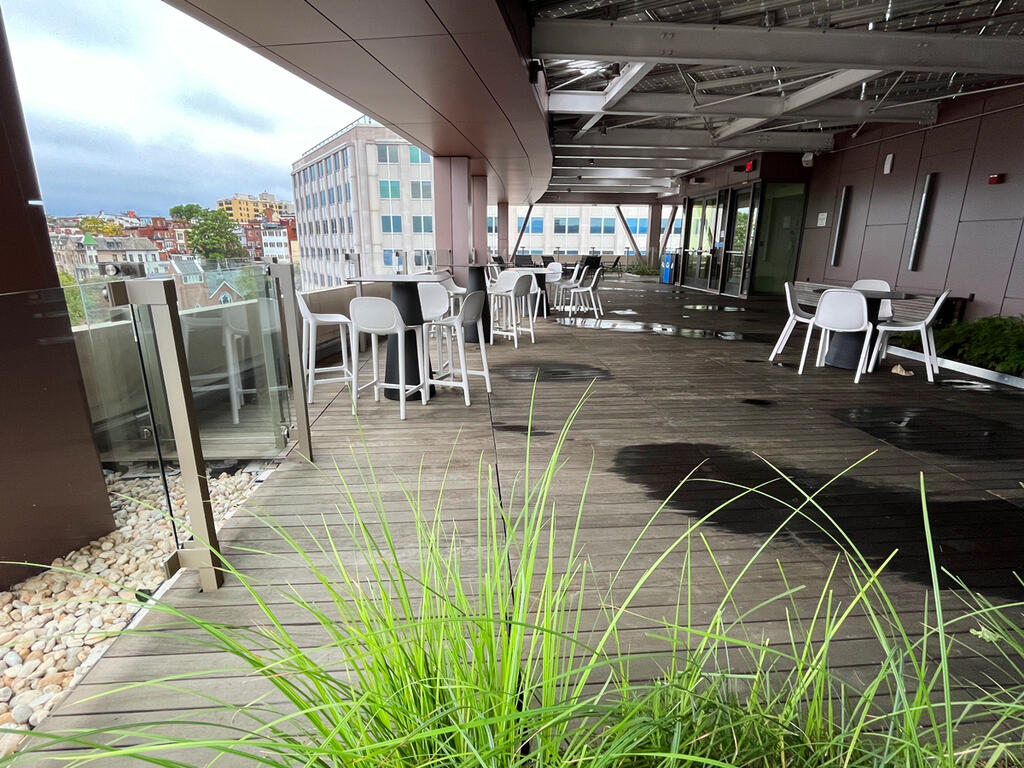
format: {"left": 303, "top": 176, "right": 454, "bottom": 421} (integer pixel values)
{"left": 383, "top": 282, "right": 434, "bottom": 401}
{"left": 463, "top": 266, "right": 490, "bottom": 344}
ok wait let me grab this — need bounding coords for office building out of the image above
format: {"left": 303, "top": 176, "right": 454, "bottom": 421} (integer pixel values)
{"left": 216, "top": 192, "right": 295, "bottom": 223}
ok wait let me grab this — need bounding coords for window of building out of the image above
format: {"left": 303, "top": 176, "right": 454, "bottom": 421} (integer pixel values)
{"left": 316, "top": 161, "right": 323, "bottom": 178}
{"left": 567, "top": 249, "right": 579, "bottom": 256}
{"left": 381, "top": 215, "right": 402, "bottom": 233}
{"left": 409, "top": 146, "right": 431, "bottom": 164}
{"left": 487, "top": 215, "right": 497, "bottom": 234}
{"left": 330, "top": 219, "right": 337, "bottom": 234}
{"left": 347, "top": 215, "right": 353, "bottom": 233}
{"left": 379, "top": 180, "right": 401, "bottom": 199}
{"left": 338, "top": 218, "right": 344, "bottom": 233}
{"left": 411, "top": 180, "right": 432, "bottom": 199}
{"left": 531, "top": 249, "right": 543, "bottom": 255}
{"left": 383, "top": 249, "right": 394, "bottom": 265}
{"left": 377, "top": 144, "right": 400, "bottom": 164}
{"left": 345, "top": 182, "right": 351, "bottom": 201}
{"left": 412, "top": 215, "right": 433, "bottom": 234}
{"left": 305, "top": 194, "right": 311, "bottom": 209}
{"left": 325, "top": 155, "right": 332, "bottom": 174}
{"left": 625, "top": 218, "right": 649, "bottom": 234}
{"left": 302, "top": 168, "right": 309, "bottom": 183}
{"left": 516, "top": 217, "right": 544, "bottom": 234}
{"left": 219, "top": 293, "right": 232, "bottom": 304}
{"left": 328, "top": 188, "right": 335, "bottom": 204}
{"left": 342, "top": 148, "right": 349, "bottom": 168}
{"left": 320, "top": 190, "right": 326, "bottom": 206}
{"left": 554, "top": 216, "right": 580, "bottom": 234}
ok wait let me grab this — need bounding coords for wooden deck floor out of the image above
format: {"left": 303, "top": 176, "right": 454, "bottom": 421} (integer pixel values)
{"left": 29, "top": 277, "right": 1024, "bottom": 764}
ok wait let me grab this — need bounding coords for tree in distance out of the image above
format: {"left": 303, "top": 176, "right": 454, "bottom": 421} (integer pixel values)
{"left": 186, "top": 208, "right": 247, "bottom": 260}
{"left": 169, "top": 203, "right": 203, "bottom": 222}
{"left": 78, "top": 216, "right": 123, "bottom": 236}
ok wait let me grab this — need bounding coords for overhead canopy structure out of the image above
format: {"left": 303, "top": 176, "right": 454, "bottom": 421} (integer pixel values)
{"left": 163, "top": 0, "right": 552, "bottom": 204}
{"left": 531, "top": 0, "right": 1024, "bottom": 202}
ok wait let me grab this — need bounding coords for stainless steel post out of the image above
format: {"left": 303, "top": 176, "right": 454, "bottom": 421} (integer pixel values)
{"left": 124, "top": 279, "right": 223, "bottom": 592}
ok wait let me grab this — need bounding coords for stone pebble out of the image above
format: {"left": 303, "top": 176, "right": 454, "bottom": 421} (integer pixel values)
{"left": 0, "top": 469, "right": 255, "bottom": 756}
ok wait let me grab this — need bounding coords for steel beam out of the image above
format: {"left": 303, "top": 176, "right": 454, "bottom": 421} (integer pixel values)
{"left": 552, "top": 167, "right": 679, "bottom": 179}
{"left": 715, "top": 69, "right": 885, "bottom": 139}
{"left": 534, "top": 19, "right": 1024, "bottom": 76}
{"left": 573, "top": 62, "right": 655, "bottom": 138}
{"left": 554, "top": 145, "right": 734, "bottom": 160}
{"left": 538, "top": 191, "right": 662, "bottom": 204}
{"left": 553, "top": 157, "right": 698, "bottom": 170}
{"left": 550, "top": 176, "right": 673, "bottom": 188}
{"left": 548, "top": 90, "right": 937, "bottom": 123}
{"left": 554, "top": 127, "right": 835, "bottom": 151}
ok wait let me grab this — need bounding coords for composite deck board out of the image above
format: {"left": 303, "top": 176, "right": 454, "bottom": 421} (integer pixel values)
{"left": 31, "top": 278, "right": 1024, "bottom": 762}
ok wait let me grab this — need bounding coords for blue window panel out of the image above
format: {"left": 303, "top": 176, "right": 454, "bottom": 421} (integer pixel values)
{"left": 328, "top": 188, "right": 335, "bottom": 204}
{"left": 379, "top": 180, "right": 400, "bottom": 199}
{"left": 604, "top": 218, "right": 615, "bottom": 234}
{"left": 347, "top": 215, "right": 353, "bottom": 233}
{"left": 589, "top": 218, "right": 602, "bottom": 234}
{"left": 413, "top": 215, "right": 433, "bottom": 234}
{"left": 554, "top": 217, "right": 567, "bottom": 234}
{"left": 517, "top": 216, "right": 525, "bottom": 232}
{"left": 337, "top": 185, "right": 343, "bottom": 202}
{"left": 638, "top": 218, "right": 648, "bottom": 234}
{"left": 325, "top": 155, "right": 332, "bottom": 174}
{"left": 530, "top": 217, "right": 543, "bottom": 233}
{"left": 567, "top": 249, "right": 579, "bottom": 255}
{"left": 567, "top": 217, "right": 579, "bottom": 234}
{"left": 487, "top": 216, "right": 497, "bottom": 234}
{"left": 626, "top": 218, "right": 637, "bottom": 233}
{"left": 531, "top": 249, "right": 543, "bottom": 255}
{"left": 342, "top": 148, "right": 349, "bottom": 168}
{"left": 409, "top": 146, "right": 431, "bottom": 164}
{"left": 345, "top": 182, "right": 351, "bottom": 201}
{"left": 383, "top": 249, "right": 394, "bottom": 265}
{"left": 320, "top": 190, "right": 326, "bottom": 206}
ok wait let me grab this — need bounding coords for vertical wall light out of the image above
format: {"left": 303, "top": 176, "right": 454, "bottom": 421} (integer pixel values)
{"left": 908, "top": 172, "right": 936, "bottom": 272}
{"left": 829, "top": 185, "right": 851, "bottom": 267}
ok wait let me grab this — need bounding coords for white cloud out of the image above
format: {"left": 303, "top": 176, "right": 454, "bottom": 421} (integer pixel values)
{"left": 4, "top": 0, "right": 361, "bottom": 213}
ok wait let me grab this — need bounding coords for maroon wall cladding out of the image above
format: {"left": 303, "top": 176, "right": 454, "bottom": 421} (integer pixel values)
{"left": 796, "top": 92, "right": 1024, "bottom": 319}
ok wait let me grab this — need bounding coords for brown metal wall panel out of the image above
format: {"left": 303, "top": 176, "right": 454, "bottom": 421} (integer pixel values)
{"left": 947, "top": 219, "right": 1024, "bottom": 319}
{"left": 867, "top": 133, "right": 923, "bottom": 226}
{"left": 823, "top": 165, "right": 874, "bottom": 283}
{"left": 922, "top": 115, "right": 980, "bottom": 157}
{"left": 896, "top": 150, "right": 973, "bottom": 291}
{"left": 796, "top": 228, "right": 831, "bottom": 282}
{"left": 859, "top": 224, "right": 906, "bottom": 286}
{"left": 960, "top": 108, "right": 1024, "bottom": 222}
{"left": 1004, "top": 227, "right": 1024, "bottom": 299}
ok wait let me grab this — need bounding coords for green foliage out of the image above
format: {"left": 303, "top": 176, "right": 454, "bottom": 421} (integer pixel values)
{"left": 890, "top": 316, "right": 1024, "bottom": 376}
{"left": 626, "top": 263, "right": 660, "bottom": 276}
{"left": 57, "top": 270, "right": 85, "bottom": 326}
{"left": 5, "top": 392, "right": 1024, "bottom": 767}
{"left": 169, "top": 203, "right": 203, "bottom": 222}
{"left": 77, "top": 216, "right": 123, "bottom": 236}
{"left": 185, "top": 208, "right": 247, "bottom": 259}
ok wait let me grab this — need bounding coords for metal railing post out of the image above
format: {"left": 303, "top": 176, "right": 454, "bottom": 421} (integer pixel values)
{"left": 124, "top": 279, "right": 223, "bottom": 592}
{"left": 269, "top": 262, "right": 313, "bottom": 462}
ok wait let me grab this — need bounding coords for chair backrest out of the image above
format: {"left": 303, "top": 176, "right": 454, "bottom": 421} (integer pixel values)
{"left": 574, "top": 266, "right": 589, "bottom": 285}
{"left": 608, "top": 256, "right": 621, "bottom": 269}
{"left": 493, "top": 255, "right": 506, "bottom": 266}
{"left": 514, "top": 253, "right": 535, "bottom": 267}
{"left": 585, "top": 267, "right": 603, "bottom": 289}
{"left": 792, "top": 280, "right": 832, "bottom": 309}
{"left": 890, "top": 290, "right": 951, "bottom": 324}
{"left": 815, "top": 289, "right": 869, "bottom": 332}
{"left": 457, "top": 291, "right": 487, "bottom": 326}
{"left": 349, "top": 296, "right": 404, "bottom": 334}
{"left": 417, "top": 282, "right": 450, "bottom": 321}
{"left": 491, "top": 269, "right": 520, "bottom": 293}
{"left": 541, "top": 255, "right": 554, "bottom": 266}
{"left": 851, "top": 279, "right": 891, "bottom": 292}
{"left": 295, "top": 291, "right": 314, "bottom": 321}
{"left": 565, "top": 263, "right": 581, "bottom": 283}
{"left": 512, "top": 273, "right": 534, "bottom": 298}
{"left": 546, "top": 262, "right": 563, "bottom": 280}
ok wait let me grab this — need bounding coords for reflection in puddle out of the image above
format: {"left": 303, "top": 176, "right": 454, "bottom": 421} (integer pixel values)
{"left": 611, "top": 309, "right": 639, "bottom": 316}
{"left": 491, "top": 361, "right": 612, "bottom": 382}
{"left": 939, "top": 378, "right": 1024, "bottom": 394}
{"left": 556, "top": 317, "right": 745, "bottom": 340}
{"left": 682, "top": 304, "right": 746, "bottom": 312}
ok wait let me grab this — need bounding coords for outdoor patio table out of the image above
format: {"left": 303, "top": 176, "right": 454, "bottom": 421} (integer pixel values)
{"left": 348, "top": 273, "right": 446, "bottom": 401}
{"left": 813, "top": 286, "right": 918, "bottom": 370}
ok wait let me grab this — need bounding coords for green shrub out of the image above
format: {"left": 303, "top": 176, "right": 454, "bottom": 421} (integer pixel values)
{"left": 626, "top": 263, "right": 660, "bottom": 276}
{"left": 888, "top": 316, "right": 1024, "bottom": 376}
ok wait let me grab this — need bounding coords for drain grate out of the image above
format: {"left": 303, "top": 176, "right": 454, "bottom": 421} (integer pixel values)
{"left": 491, "top": 362, "right": 612, "bottom": 382}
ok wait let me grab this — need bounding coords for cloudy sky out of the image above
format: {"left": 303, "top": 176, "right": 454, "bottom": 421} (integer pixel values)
{"left": 4, "top": 0, "right": 361, "bottom": 216}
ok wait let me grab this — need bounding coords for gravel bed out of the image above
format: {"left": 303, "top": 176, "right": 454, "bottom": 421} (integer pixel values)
{"left": 0, "top": 469, "right": 256, "bottom": 755}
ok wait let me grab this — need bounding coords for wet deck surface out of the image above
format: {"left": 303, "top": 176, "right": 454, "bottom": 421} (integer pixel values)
{"left": 30, "top": 277, "right": 1024, "bottom": 764}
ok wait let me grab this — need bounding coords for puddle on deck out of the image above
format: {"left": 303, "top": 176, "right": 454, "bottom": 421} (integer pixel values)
{"left": 555, "top": 317, "right": 747, "bottom": 340}
{"left": 490, "top": 361, "right": 612, "bottom": 382}
{"left": 611, "top": 442, "right": 1024, "bottom": 596}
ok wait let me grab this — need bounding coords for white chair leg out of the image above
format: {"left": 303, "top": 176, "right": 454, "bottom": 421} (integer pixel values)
{"left": 349, "top": 326, "right": 358, "bottom": 415}
{"left": 815, "top": 329, "right": 828, "bottom": 367}
{"left": 306, "top": 320, "right": 317, "bottom": 404}
{"left": 417, "top": 327, "right": 428, "bottom": 405}
{"left": 301, "top": 320, "right": 309, "bottom": 375}
{"left": 511, "top": 299, "right": 520, "bottom": 349}
{"left": 456, "top": 326, "right": 470, "bottom": 406}
{"left": 868, "top": 330, "right": 886, "bottom": 373}
{"left": 476, "top": 318, "right": 492, "bottom": 393}
{"left": 854, "top": 324, "right": 873, "bottom": 384}
{"left": 769, "top": 316, "right": 796, "bottom": 361}
{"left": 589, "top": 289, "right": 599, "bottom": 320}
{"left": 371, "top": 334, "right": 380, "bottom": 402}
{"left": 921, "top": 327, "right": 935, "bottom": 383}
{"left": 489, "top": 295, "right": 497, "bottom": 345}
{"left": 798, "top": 322, "right": 815, "bottom": 375}
{"left": 927, "top": 326, "right": 939, "bottom": 378}
{"left": 595, "top": 290, "right": 604, "bottom": 316}
{"left": 397, "top": 332, "right": 407, "bottom": 420}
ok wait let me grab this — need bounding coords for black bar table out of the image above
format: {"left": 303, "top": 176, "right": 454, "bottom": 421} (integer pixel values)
{"left": 512, "top": 266, "right": 552, "bottom": 315}
{"left": 815, "top": 287, "right": 916, "bottom": 370}
{"left": 348, "top": 273, "right": 447, "bottom": 401}
{"left": 463, "top": 265, "right": 490, "bottom": 344}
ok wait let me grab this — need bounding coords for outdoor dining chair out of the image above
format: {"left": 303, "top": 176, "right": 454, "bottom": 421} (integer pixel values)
{"left": 852, "top": 278, "right": 894, "bottom": 321}
{"left": 295, "top": 292, "right": 353, "bottom": 406}
{"left": 798, "top": 288, "right": 873, "bottom": 384}
{"left": 349, "top": 296, "right": 428, "bottom": 420}
{"left": 424, "top": 291, "right": 492, "bottom": 406}
{"left": 490, "top": 271, "right": 534, "bottom": 348}
{"left": 768, "top": 281, "right": 814, "bottom": 361}
{"left": 868, "top": 290, "right": 950, "bottom": 383}
{"left": 567, "top": 267, "right": 604, "bottom": 320}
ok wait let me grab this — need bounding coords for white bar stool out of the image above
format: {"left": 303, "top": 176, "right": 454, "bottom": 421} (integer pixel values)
{"left": 424, "top": 291, "right": 492, "bottom": 406}
{"left": 295, "top": 293, "right": 352, "bottom": 404}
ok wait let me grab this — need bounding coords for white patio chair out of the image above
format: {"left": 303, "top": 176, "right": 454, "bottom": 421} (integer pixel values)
{"left": 424, "top": 291, "right": 492, "bottom": 406}
{"left": 544, "top": 261, "right": 563, "bottom": 308}
{"left": 490, "top": 271, "right": 534, "bottom": 348}
{"left": 419, "top": 281, "right": 454, "bottom": 376}
{"left": 296, "top": 292, "right": 352, "bottom": 405}
{"left": 798, "top": 288, "right": 873, "bottom": 384}
{"left": 852, "top": 278, "right": 893, "bottom": 321}
{"left": 567, "top": 268, "right": 604, "bottom": 320}
{"left": 181, "top": 309, "right": 248, "bottom": 424}
{"left": 869, "top": 290, "right": 950, "bottom": 383}
{"left": 555, "top": 265, "right": 586, "bottom": 308}
{"left": 768, "top": 281, "right": 814, "bottom": 361}
{"left": 349, "top": 296, "right": 428, "bottom": 420}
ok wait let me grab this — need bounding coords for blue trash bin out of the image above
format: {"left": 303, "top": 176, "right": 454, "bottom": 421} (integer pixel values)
{"left": 660, "top": 252, "right": 674, "bottom": 283}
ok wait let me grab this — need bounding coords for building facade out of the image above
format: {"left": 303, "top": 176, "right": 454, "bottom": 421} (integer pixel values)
{"left": 216, "top": 192, "right": 296, "bottom": 223}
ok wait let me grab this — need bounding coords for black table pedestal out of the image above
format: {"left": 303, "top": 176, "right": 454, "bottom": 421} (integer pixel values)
{"left": 824, "top": 297, "right": 881, "bottom": 370}
{"left": 463, "top": 266, "right": 490, "bottom": 344}
{"left": 384, "top": 283, "right": 434, "bottom": 401}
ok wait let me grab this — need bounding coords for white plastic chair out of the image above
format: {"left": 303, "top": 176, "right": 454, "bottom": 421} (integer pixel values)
{"left": 798, "top": 288, "right": 873, "bottom": 384}
{"left": 296, "top": 292, "right": 352, "bottom": 405}
{"left": 869, "top": 290, "right": 950, "bottom": 383}
{"left": 555, "top": 265, "right": 587, "bottom": 308}
{"left": 567, "top": 268, "right": 604, "bottom": 320}
{"left": 768, "top": 282, "right": 815, "bottom": 361}
{"left": 852, "top": 278, "right": 893, "bottom": 321}
{"left": 424, "top": 291, "right": 492, "bottom": 406}
{"left": 181, "top": 310, "right": 248, "bottom": 425}
{"left": 419, "top": 281, "right": 454, "bottom": 376}
{"left": 348, "top": 296, "right": 428, "bottom": 420}
{"left": 490, "top": 271, "right": 534, "bottom": 348}
{"left": 544, "top": 262, "right": 563, "bottom": 308}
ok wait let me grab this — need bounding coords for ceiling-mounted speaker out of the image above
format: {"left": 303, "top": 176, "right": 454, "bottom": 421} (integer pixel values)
{"left": 801, "top": 152, "right": 815, "bottom": 168}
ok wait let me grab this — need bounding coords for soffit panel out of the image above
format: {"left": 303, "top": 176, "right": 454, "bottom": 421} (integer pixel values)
{"left": 310, "top": 0, "right": 447, "bottom": 39}
{"left": 187, "top": 0, "right": 350, "bottom": 45}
